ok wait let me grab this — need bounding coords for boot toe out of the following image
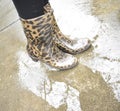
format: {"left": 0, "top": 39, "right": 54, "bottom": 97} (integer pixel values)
{"left": 74, "top": 38, "right": 91, "bottom": 49}
{"left": 55, "top": 54, "right": 78, "bottom": 70}
{"left": 73, "top": 38, "right": 91, "bottom": 54}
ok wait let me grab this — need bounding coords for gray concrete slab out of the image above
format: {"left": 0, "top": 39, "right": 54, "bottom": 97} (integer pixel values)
{"left": 0, "top": 0, "right": 18, "bottom": 32}
{"left": 0, "top": 0, "right": 120, "bottom": 111}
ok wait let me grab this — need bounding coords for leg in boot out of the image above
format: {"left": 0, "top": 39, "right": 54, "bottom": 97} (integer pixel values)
{"left": 12, "top": 0, "right": 78, "bottom": 70}
{"left": 44, "top": 3, "right": 91, "bottom": 55}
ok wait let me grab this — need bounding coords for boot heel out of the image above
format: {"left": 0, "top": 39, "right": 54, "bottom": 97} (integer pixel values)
{"left": 30, "top": 56, "right": 39, "bottom": 62}
{"left": 32, "top": 58, "right": 39, "bottom": 62}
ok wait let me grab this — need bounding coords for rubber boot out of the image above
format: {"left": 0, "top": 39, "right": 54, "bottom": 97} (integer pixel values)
{"left": 21, "top": 10, "right": 78, "bottom": 70}
{"left": 44, "top": 3, "right": 91, "bottom": 55}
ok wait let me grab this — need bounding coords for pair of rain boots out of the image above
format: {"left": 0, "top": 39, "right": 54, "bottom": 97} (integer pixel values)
{"left": 21, "top": 3, "right": 91, "bottom": 70}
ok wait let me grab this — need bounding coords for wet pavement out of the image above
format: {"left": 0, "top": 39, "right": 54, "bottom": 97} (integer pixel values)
{"left": 0, "top": 0, "right": 120, "bottom": 111}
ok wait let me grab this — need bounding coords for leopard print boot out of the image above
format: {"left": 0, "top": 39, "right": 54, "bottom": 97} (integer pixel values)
{"left": 20, "top": 10, "right": 78, "bottom": 70}
{"left": 44, "top": 3, "right": 91, "bottom": 55}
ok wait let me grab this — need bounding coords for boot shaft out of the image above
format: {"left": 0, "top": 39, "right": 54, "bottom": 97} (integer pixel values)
{"left": 20, "top": 11, "right": 54, "bottom": 44}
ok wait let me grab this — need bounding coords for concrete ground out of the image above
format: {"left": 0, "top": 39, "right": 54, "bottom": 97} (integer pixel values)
{"left": 0, "top": 0, "right": 120, "bottom": 111}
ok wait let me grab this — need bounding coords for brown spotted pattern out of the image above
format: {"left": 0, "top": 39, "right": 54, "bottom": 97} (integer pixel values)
{"left": 44, "top": 3, "right": 91, "bottom": 55}
{"left": 21, "top": 11, "right": 78, "bottom": 70}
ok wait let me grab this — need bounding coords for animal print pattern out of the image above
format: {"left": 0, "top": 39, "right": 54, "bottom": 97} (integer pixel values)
{"left": 44, "top": 3, "right": 91, "bottom": 55}
{"left": 21, "top": 11, "right": 78, "bottom": 70}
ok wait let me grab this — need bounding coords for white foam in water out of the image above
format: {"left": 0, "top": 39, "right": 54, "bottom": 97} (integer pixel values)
{"left": 93, "top": 21, "right": 120, "bottom": 60}
{"left": 17, "top": 51, "right": 82, "bottom": 111}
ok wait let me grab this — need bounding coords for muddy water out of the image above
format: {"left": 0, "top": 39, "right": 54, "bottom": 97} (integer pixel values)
{"left": 0, "top": 0, "right": 120, "bottom": 111}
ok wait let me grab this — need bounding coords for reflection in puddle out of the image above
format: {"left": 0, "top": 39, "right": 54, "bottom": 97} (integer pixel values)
{"left": 17, "top": 51, "right": 82, "bottom": 111}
